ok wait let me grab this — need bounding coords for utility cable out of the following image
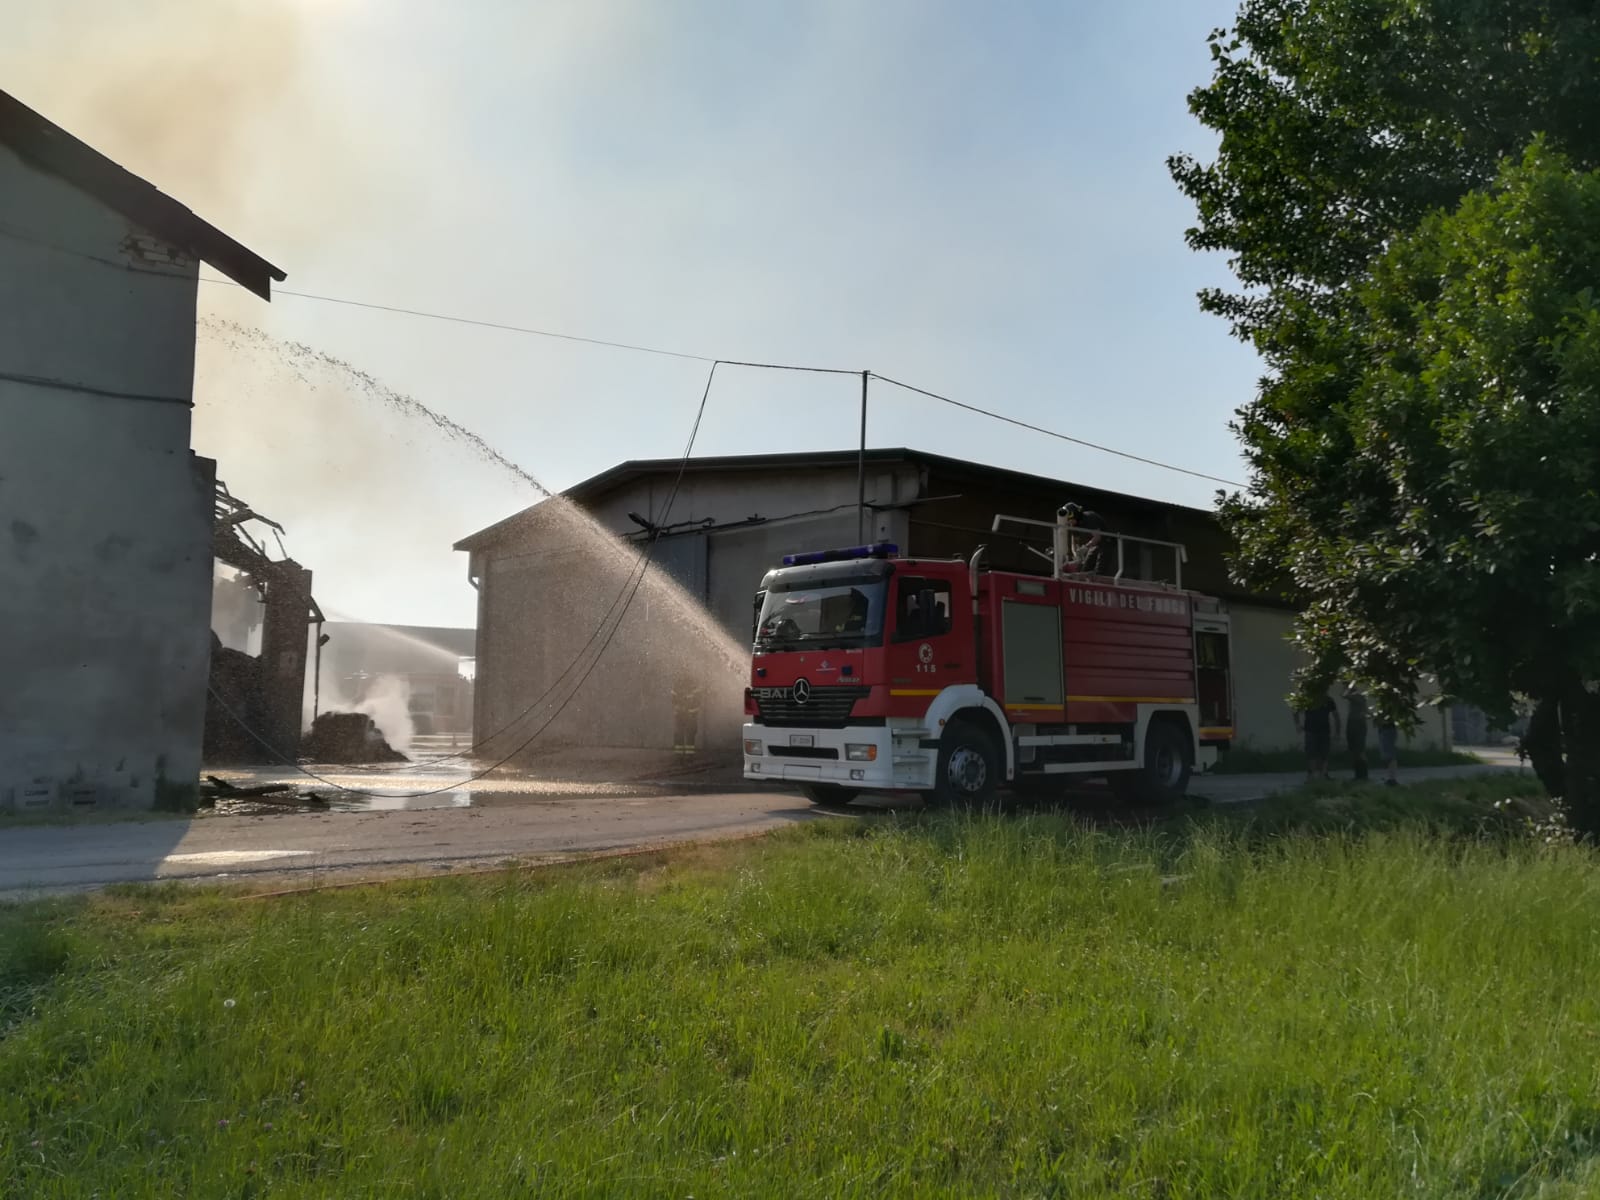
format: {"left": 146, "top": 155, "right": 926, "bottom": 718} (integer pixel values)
{"left": 867, "top": 372, "right": 1246, "bottom": 489}
{"left": 301, "top": 357, "right": 854, "bottom": 772}
{"left": 228, "top": 351, "right": 839, "bottom": 775}
{"left": 218, "top": 357, "right": 1241, "bottom": 780}
{"left": 198, "top": 277, "right": 715, "bottom": 363}
{"left": 202, "top": 278, "right": 853, "bottom": 377}
{"left": 480, "top": 501, "right": 865, "bottom": 569}
{"left": 201, "top": 274, "right": 1238, "bottom": 487}
{"left": 209, "top": 360, "right": 722, "bottom": 798}
{"left": 13, "top": 232, "right": 1241, "bottom": 488}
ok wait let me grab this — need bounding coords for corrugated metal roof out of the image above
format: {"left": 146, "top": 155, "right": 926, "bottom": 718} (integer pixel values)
{"left": 0, "top": 89, "right": 285, "bottom": 299}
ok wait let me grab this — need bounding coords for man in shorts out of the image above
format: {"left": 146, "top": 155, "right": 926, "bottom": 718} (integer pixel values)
{"left": 1295, "top": 692, "right": 1340, "bottom": 781}
{"left": 1345, "top": 686, "right": 1370, "bottom": 781}
{"left": 1377, "top": 719, "right": 1400, "bottom": 786}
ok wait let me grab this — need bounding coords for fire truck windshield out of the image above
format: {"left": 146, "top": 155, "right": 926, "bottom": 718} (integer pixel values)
{"left": 753, "top": 581, "right": 886, "bottom": 651}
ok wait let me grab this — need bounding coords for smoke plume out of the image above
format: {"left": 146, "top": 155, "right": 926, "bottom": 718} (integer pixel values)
{"left": 306, "top": 672, "right": 415, "bottom": 756}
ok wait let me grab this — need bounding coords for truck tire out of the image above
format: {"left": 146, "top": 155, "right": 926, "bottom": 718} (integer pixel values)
{"left": 802, "top": 784, "right": 856, "bottom": 809}
{"left": 1112, "top": 719, "right": 1192, "bottom": 806}
{"left": 930, "top": 720, "right": 1000, "bottom": 809}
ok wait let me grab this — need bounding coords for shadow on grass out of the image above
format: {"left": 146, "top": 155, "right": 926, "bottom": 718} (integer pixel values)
{"left": 839, "top": 774, "right": 1561, "bottom": 857}
{"left": 1211, "top": 745, "right": 1484, "bottom": 774}
{"left": 1173, "top": 775, "right": 1555, "bottom": 842}
{"left": 0, "top": 896, "right": 91, "bottom": 1034}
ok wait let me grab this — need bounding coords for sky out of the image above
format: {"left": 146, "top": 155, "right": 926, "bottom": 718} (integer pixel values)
{"left": 4, "top": 0, "right": 1259, "bottom": 628}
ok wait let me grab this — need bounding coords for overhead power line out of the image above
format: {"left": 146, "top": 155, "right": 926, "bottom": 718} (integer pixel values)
{"left": 867, "top": 372, "right": 1246, "bottom": 490}
{"left": 209, "top": 359, "right": 726, "bottom": 798}
{"left": 198, "top": 273, "right": 1242, "bottom": 488}
{"left": 198, "top": 276, "right": 716, "bottom": 363}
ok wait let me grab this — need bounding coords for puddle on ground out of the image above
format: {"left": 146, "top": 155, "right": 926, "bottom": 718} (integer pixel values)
{"left": 324, "top": 791, "right": 474, "bottom": 812}
{"left": 207, "top": 790, "right": 475, "bottom": 817}
{"left": 200, "top": 771, "right": 679, "bottom": 818}
{"left": 164, "top": 849, "right": 315, "bottom": 865}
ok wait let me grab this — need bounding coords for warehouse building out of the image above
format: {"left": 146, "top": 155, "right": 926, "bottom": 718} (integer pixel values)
{"left": 455, "top": 448, "right": 1451, "bottom": 761}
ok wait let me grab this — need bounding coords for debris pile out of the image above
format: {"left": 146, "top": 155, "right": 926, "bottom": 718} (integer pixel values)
{"left": 304, "top": 712, "right": 408, "bottom": 764}
{"left": 199, "top": 775, "right": 329, "bottom": 810}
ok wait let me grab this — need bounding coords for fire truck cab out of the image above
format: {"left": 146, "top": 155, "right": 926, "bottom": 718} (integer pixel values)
{"left": 742, "top": 514, "right": 1234, "bottom": 807}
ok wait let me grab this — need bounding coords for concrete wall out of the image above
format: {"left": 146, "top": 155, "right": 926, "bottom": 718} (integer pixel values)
{"left": 470, "top": 464, "right": 914, "bottom": 756}
{"left": 1229, "top": 605, "right": 1305, "bottom": 751}
{"left": 0, "top": 142, "right": 212, "bottom": 810}
{"left": 1230, "top": 604, "right": 1450, "bottom": 752}
{"left": 474, "top": 538, "right": 747, "bottom": 755}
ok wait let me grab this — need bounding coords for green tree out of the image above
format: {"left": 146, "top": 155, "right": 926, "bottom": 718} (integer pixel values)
{"left": 1171, "top": 2, "right": 1600, "bottom": 831}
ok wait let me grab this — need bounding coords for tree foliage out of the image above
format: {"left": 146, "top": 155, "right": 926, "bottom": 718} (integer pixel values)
{"left": 1172, "top": 1, "right": 1600, "bottom": 829}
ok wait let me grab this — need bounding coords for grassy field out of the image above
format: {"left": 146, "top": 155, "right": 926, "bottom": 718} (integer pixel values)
{"left": 4, "top": 778, "right": 1599, "bottom": 1198}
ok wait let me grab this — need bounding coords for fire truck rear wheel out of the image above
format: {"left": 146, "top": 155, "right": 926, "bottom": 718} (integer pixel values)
{"left": 802, "top": 784, "right": 856, "bottom": 809}
{"left": 931, "top": 720, "right": 1001, "bottom": 809}
{"left": 1115, "top": 719, "right": 1192, "bottom": 805}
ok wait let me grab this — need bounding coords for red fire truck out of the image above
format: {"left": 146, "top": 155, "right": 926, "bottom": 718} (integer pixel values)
{"left": 742, "top": 512, "right": 1234, "bottom": 806}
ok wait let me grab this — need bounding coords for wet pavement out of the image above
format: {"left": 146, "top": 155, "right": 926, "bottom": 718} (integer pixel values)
{"left": 0, "top": 784, "right": 819, "bottom": 898}
{"left": 198, "top": 748, "right": 751, "bottom": 814}
{"left": 196, "top": 747, "right": 1521, "bottom": 815}
{"left": 0, "top": 750, "right": 1522, "bottom": 899}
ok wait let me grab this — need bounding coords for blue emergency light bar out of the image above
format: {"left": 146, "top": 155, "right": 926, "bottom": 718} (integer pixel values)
{"left": 781, "top": 542, "right": 899, "bottom": 567}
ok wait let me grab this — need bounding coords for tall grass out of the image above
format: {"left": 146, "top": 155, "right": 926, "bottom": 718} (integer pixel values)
{"left": 1211, "top": 745, "right": 1482, "bottom": 773}
{"left": 3, "top": 780, "right": 1598, "bottom": 1198}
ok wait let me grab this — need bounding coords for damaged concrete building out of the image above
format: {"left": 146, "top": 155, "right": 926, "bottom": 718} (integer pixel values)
{"left": 457, "top": 449, "right": 1454, "bottom": 760}
{"left": 0, "top": 90, "right": 284, "bottom": 811}
{"left": 203, "top": 482, "right": 323, "bottom": 766}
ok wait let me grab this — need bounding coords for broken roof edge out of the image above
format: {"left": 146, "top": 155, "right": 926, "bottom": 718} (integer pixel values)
{"left": 0, "top": 89, "right": 286, "bottom": 300}
{"left": 453, "top": 447, "right": 1220, "bottom": 553}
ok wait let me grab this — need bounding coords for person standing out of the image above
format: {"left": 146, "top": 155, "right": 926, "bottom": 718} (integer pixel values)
{"left": 1294, "top": 691, "right": 1340, "bottom": 781}
{"left": 1345, "top": 686, "right": 1370, "bottom": 781}
{"left": 671, "top": 671, "right": 702, "bottom": 758}
{"left": 1057, "top": 502, "right": 1106, "bottom": 574}
{"left": 1377, "top": 718, "right": 1400, "bottom": 786}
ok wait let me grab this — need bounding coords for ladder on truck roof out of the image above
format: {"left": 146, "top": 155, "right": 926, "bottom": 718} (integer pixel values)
{"left": 990, "top": 513, "right": 1188, "bottom": 590}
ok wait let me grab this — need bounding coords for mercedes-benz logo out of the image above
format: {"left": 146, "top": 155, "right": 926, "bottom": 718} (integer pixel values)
{"left": 792, "top": 677, "right": 812, "bottom": 704}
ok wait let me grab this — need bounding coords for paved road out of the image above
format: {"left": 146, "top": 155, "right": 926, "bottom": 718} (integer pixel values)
{"left": 0, "top": 752, "right": 1523, "bottom": 899}
{"left": 0, "top": 787, "right": 824, "bottom": 898}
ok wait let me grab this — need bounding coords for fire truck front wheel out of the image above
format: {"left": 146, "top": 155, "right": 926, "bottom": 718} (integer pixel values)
{"left": 929, "top": 720, "right": 1001, "bottom": 809}
{"left": 801, "top": 784, "right": 856, "bottom": 809}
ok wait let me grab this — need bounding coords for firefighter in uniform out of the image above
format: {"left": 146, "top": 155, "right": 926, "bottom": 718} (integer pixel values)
{"left": 1058, "top": 502, "right": 1106, "bottom": 573}
{"left": 671, "top": 671, "right": 703, "bottom": 757}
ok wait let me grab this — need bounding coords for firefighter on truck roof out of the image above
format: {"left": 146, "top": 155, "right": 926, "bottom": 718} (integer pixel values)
{"left": 1058, "top": 501, "right": 1106, "bottom": 574}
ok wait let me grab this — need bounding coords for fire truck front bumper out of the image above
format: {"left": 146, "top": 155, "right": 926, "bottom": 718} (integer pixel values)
{"left": 742, "top": 723, "right": 931, "bottom": 792}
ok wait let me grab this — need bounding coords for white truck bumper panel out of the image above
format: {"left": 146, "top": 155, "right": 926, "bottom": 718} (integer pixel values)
{"left": 742, "top": 722, "right": 933, "bottom": 792}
